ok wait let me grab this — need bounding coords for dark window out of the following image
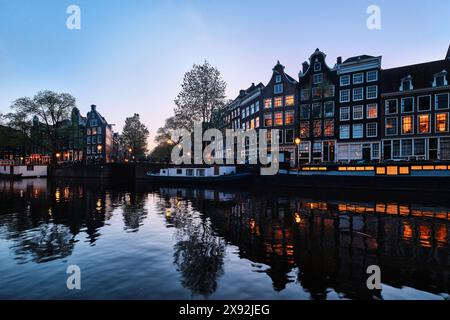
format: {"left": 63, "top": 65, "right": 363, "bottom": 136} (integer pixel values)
{"left": 27, "top": 165, "right": 34, "bottom": 171}
{"left": 418, "top": 96, "right": 431, "bottom": 111}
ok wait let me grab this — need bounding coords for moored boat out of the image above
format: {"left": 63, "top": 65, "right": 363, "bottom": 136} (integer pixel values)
{"left": 146, "top": 165, "right": 252, "bottom": 185}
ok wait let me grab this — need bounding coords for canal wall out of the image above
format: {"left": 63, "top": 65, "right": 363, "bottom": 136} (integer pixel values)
{"left": 50, "top": 163, "right": 168, "bottom": 180}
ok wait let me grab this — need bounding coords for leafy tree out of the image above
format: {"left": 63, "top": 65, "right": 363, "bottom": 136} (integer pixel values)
{"left": 121, "top": 113, "right": 149, "bottom": 159}
{"left": 6, "top": 91, "right": 76, "bottom": 163}
{"left": 174, "top": 61, "right": 227, "bottom": 131}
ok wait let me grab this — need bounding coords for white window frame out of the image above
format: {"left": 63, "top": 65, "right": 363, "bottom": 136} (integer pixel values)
{"left": 340, "top": 106, "right": 350, "bottom": 121}
{"left": 353, "top": 105, "right": 364, "bottom": 120}
{"left": 417, "top": 114, "right": 431, "bottom": 134}
{"left": 367, "top": 70, "right": 378, "bottom": 82}
{"left": 340, "top": 89, "right": 350, "bottom": 103}
{"left": 366, "top": 122, "right": 378, "bottom": 138}
{"left": 401, "top": 115, "right": 414, "bottom": 136}
{"left": 314, "top": 62, "right": 321, "bottom": 72}
{"left": 385, "top": 99, "right": 398, "bottom": 115}
{"left": 435, "top": 93, "right": 450, "bottom": 110}
{"left": 275, "top": 75, "right": 282, "bottom": 83}
{"left": 352, "top": 123, "right": 364, "bottom": 139}
{"left": 324, "top": 101, "right": 335, "bottom": 118}
{"left": 417, "top": 95, "right": 431, "bottom": 112}
{"left": 435, "top": 112, "right": 450, "bottom": 133}
{"left": 274, "top": 84, "right": 283, "bottom": 94}
{"left": 339, "top": 125, "right": 350, "bottom": 140}
{"left": 366, "top": 85, "right": 378, "bottom": 100}
{"left": 340, "top": 75, "right": 350, "bottom": 87}
{"left": 401, "top": 97, "right": 415, "bottom": 113}
{"left": 400, "top": 76, "right": 413, "bottom": 91}
{"left": 313, "top": 73, "right": 323, "bottom": 84}
{"left": 353, "top": 73, "right": 364, "bottom": 85}
{"left": 385, "top": 117, "right": 398, "bottom": 136}
{"left": 366, "top": 103, "right": 378, "bottom": 119}
{"left": 353, "top": 87, "right": 364, "bottom": 101}
{"left": 432, "top": 71, "right": 448, "bottom": 87}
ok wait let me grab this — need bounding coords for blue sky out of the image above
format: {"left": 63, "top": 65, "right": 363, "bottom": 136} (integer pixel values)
{"left": 1, "top": 0, "right": 449, "bottom": 148}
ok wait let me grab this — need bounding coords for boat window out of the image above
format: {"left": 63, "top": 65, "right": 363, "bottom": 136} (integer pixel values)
{"left": 399, "top": 167, "right": 410, "bottom": 175}
{"left": 176, "top": 169, "right": 182, "bottom": 175}
{"left": 186, "top": 169, "right": 194, "bottom": 176}
{"left": 196, "top": 169, "right": 205, "bottom": 177}
{"left": 27, "top": 165, "right": 34, "bottom": 171}
{"left": 387, "top": 166, "right": 398, "bottom": 175}
{"left": 376, "top": 167, "right": 386, "bottom": 175}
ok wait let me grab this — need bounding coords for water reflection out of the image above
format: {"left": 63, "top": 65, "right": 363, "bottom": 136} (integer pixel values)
{"left": 0, "top": 179, "right": 449, "bottom": 299}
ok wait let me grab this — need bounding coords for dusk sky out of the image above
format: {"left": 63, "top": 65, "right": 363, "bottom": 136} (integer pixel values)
{"left": 1, "top": 0, "right": 449, "bottom": 149}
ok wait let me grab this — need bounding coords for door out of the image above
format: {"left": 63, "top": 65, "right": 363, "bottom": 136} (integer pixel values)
{"left": 363, "top": 145, "right": 371, "bottom": 162}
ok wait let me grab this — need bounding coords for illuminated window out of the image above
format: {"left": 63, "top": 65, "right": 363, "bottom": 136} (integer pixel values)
{"left": 313, "top": 120, "right": 322, "bottom": 137}
{"left": 402, "top": 116, "right": 413, "bottom": 135}
{"left": 300, "top": 104, "right": 310, "bottom": 120}
{"left": 274, "top": 96, "right": 283, "bottom": 107}
{"left": 324, "top": 120, "right": 334, "bottom": 137}
{"left": 250, "top": 119, "right": 255, "bottom": 129}
{"left": 399, "top": 167, "right": 410, "bottom": 175}
{"left": 353, "top": 105, "right": 364, "bottom": 120}
{"left": 264, "top": 113, "right": 273, "bottom": 127}
{"left": 312, "top": 87, "right": 322, "bottom": 100}
{"left": 418, "top": 95, "right": 431, "bottom": 112}
{"left": 436, "top": 113, "right": 449, "bottom": 132}
{"left": 312, "top": 103, "right": 322, "bottom": 119}
{"left": 353, "top": 87, "right": 364, "bottom": 101}
{"left": 285, "top": 95, "right": 295, "bottom": 106}
{"left": 324, "top": 101, "right": 334, "bottom": 118}
{"left": 386, "top": 117, "right": 398, "bottom": 136}
{"left": 299, "top": 122, "right": 310, "bottom": 138}
{"left": 376, "top": 167, "right": 386, "bottom": 175}
{"left": 418, "top": 114, "right": 430, "bottom": 133}
{"left": 264, "top": 98, "right": 272, "bottom": 109}
{"left": 285, "top": 110, "right": 294, "bottom": 125}
{"left": 367, "top": 103, "right": 378, "bottom": 119}
{"left": 274, "top": 112, "right": 283, "bottom": 126}
{"left": 255, "top": 117, "right": 260, "bottom": 128}
{"left": 387, "top": 166, "right": 398, "bottom": 175}
{"left": 401, "top": 97, "right": 414, "bottom": 113}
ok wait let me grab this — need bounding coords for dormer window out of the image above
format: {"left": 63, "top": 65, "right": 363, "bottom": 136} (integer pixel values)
{"left": 400, "top": 75, "right": 413, "bottom": 91}
{"left": 314, "top": 62, "right": 321, "bottom": 72}
{"left": 313, "top": 73, "right": 323, "bottom": 84}
{"left": 433, "top": 71, "right": 448, "bottom": 87}
{"left": 275, "top": 75, "right": 282, "bottom": 83}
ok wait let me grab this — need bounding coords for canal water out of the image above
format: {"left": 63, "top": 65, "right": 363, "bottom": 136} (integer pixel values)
{"left": 0, "top": 178, "right": 449, "bottom": 300}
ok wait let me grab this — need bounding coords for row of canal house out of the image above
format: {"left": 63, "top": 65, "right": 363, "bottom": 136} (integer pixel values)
{"left": 225, "top": 45, "right": 450, "bottom": 167}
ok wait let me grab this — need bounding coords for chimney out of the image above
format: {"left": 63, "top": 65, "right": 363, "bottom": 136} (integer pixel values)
{"left": 91, "top": 104, "right": 97, "bottom": 111}
{"left": 302, "top": 61, "right": 309, "bottom": 74}
{"left": 337, "top": 56, "right": 342, "bottom": 64}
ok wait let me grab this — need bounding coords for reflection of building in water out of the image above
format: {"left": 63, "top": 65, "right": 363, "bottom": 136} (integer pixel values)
{"left": 212, "top": 197, "right": 449, "bottom": 299}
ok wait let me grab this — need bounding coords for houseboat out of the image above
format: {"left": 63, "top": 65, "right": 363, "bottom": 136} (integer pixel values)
{"left": 266, "top": 162, "right": 450, "bottom": 192}
{"left": 0, "top": 163, "right": 48, "bottom": 179}
{"left": 146, "top": 165, "right": 252, "bottom": 185}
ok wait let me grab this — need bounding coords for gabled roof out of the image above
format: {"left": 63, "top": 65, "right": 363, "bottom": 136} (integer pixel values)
{"left": 235, "top": 82, "right": 264, "bottom": 100}
{"left": 382, "top": 59, "right": 450, "bottom": 92}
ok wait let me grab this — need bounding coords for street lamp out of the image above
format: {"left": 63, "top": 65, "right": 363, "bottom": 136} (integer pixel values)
{"left": 295, "top": 138, "right": 301, "bottom": 171}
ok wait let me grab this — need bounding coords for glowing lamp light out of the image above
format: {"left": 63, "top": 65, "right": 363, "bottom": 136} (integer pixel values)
{"left": 295, "top": 138, "right": 301, "bottom": 145}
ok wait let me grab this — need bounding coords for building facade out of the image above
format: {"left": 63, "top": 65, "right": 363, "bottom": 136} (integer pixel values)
{"left": 225, "top": 45, "right": 450, "bottom": 167}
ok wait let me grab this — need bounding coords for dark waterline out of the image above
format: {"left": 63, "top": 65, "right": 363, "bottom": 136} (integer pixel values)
{"left": 0, "top": 178, "right": 449, "bottom": 300}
